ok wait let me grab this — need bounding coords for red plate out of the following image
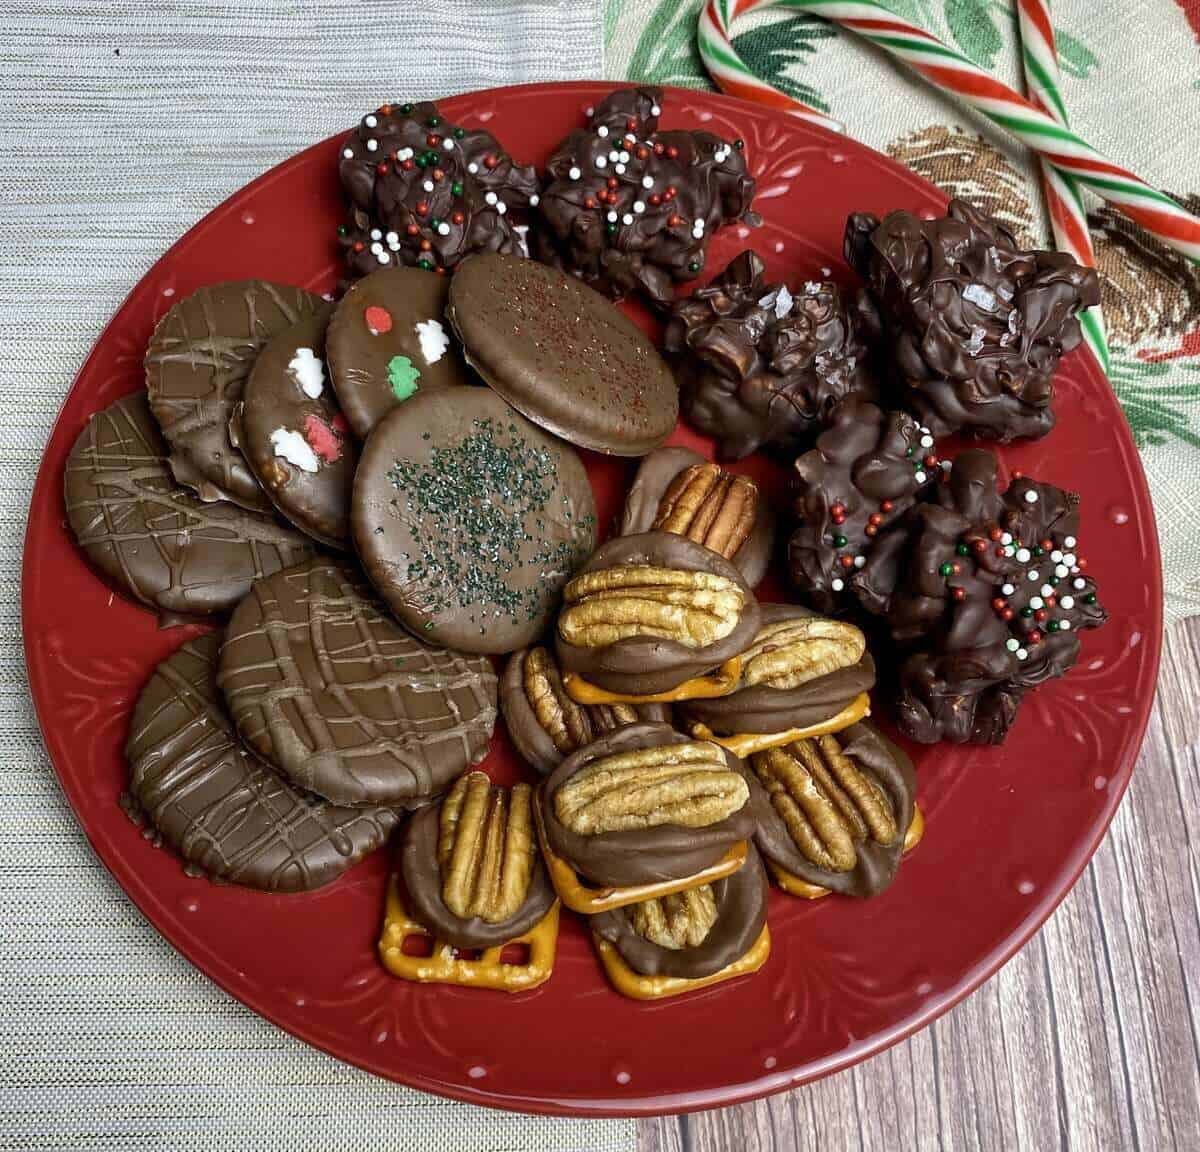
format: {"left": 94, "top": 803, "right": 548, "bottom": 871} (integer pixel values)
{"left": 22, "top": 82, "right": 1161, "bottom": 1116}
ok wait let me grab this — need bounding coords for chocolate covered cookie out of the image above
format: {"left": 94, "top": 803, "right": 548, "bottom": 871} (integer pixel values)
{"left": 678, "top": 604, "right": 874, "bottom": 756}
{"left": 500, "top": 645, "right": 670, "bottom": 776}
{"left": 231, "top": 304, "right": 356, "bottom": 548}
{"left": 353, "top": 387, "right": 597, "bottom": 654}
{"left": 846, "top": 200, "right": 1101, "bottom": 441}
{"left": 217, "top": 557, "right": 498, "bottom": 806}
{"left": 64, "top": 392, "right": 313, "bottom": 624}
{"left": 666, "top": 251, "right": 878, "bottom": 460}
{"left": 750, "top": 721, "right": 919, "bottom": 898}
{"left": 555, "top": 531, "right": 761, "bottom": 701}
{"left": 124, "top": 633, "right": 398, "bottom": 892}
{"left": 620, "top": 446, "right": 773, "bottom": 586}
{"left": 788, "top": 396, "right": 938, "bottom": 614}
{"left": 446, "top": 252, "right": 677, "bottom": 455}
{"left": 145, "top": 281, "right": 324, "bottom": 510}
{"left": 337, "top": 99, "right": 538, "bottom": 281}
{"left": 591, "top": 845, "right": 770, "bottom": 999}
{"left": 535, "top": 87, "right": 757, "bottom": 304}
{"left": 326, "top": 264, "right": 475, "bottom": 438}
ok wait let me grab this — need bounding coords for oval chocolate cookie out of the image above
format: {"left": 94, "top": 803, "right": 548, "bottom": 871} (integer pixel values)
{"left": 145, "top": 280, "right": 324, "bottom": 510}
{"left": 326, "top": 265, "right": 474, "bottom": 439}
{"left": 124, "top": 633, "right": 398, "bottom": 892}
{"left": 64, "top": 392, "right": 314, "bottom": 623}
{"left": 232, "top": 304, "right": 356, "bottom": 548}
{"left": 353, "top": 387, "right": 597, "bottom": 654}
{"left": 446, "top": 252, "right": 677, "bottom": 456}
{"left": 217, "top": 557, "right": 498, "bottom": 806}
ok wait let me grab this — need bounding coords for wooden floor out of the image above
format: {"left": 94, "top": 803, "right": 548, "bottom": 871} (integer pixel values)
{"left": 638, "top": 615, "right": 1200, "bottom": 1152}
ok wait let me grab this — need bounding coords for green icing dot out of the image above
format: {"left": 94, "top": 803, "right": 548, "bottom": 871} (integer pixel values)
{"left": 387, "top": 355, "right": 421, "bottom": 401}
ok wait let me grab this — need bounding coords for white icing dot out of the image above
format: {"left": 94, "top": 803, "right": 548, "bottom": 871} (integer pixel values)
{"left": 1001, "top": 532, "right": 1013, "bottom": 544}
{"left": 415, "top": 318, "right": 450, "bottom": 364}
{"left": 1004, "top": 545, "right": 1015, "bottom": 556}
{"left": 496, "top": 201, "right": 507, "bottom": 215}
{"left": 642, "top": 175, "right": 654, "bottom": 189}
{"left": 1059, "top": 619, "right": 1072, "bottom": 631}
{"left": 437, "top": 222, "right": 451, "bottom": 235}
{"left": 1016, "top": 548, "right": 1031, "bottom": 563}
{"left": 618, "top": 150, "right": 630, "bottom": 163}
{"left": 370, "top": 241, "right": 382, "bottom": 254}
{"left": 529, "top": 194, "right": 539, "bottom": 206}
{"left": 831, "top": 578, "right": 845, "bottom": 592}
{"left": 920, "top": 435, "right": 934, "bottom": 448}
{"left": 387, "top": 238, "right": 401, "bottom": 252}
{"left": 485, "top": 191, "right": 498, "bottom": 205}
{"left": 1030, "top": 596, "right": 1044, "bottom": 610}
{"left": 1061, "top": 596, "right": 1075, "bottom": 610}
{"left": 1063, "top": 552, "right": 1076, "bottom": 566}
{"left": 854, "top": 555, "right": 866, "bottom": 569}
{"left": 1073, "top": 577, "right": 1086, "bottom": 590}
{"left": 376, "top": 251, "right": 390, "bottom": 264}
{"left": 622, "top": 213, "right": 634, "bottom": 225}
{"left": 1016, "top": 648, "right": 1028, "bottom": 661}
{"left": 366, "top": 139, "right": 378, "bottom": 152}
{"left": 270, "top": 427, "right": 319, "bottom": 473}
{"left": 915, "top": 470, "right": 927, "bottom": 483}
{"left": 608, "top": 149, "right": 620, "bottom": 162}
{"left": 1055, "top": 564, "right": 1069, "bottom": 579}
{"left": 1006, "top": 638, "right": 1020, "bottom": 652}
{"left": 370, "top": 229, "right": 382, "bottom": 241}
{"left": 1024, "top": 489, "right": 1039, "bottom": 504}
{"left": 569, "top": 166, "right": 582, "bottom": 180}
{"left": 1051, "top": 550, "right": 1063, "bottom": 562}
{"left": 606, "top": 211, "right": 618, "bottom": 223}
{"left": 693, "top": 218, "right": 705, "bottom": 230}
{"left": 467, "top": 161, "right": 479, "bottom": 174}
{"left": 364, "top": 114, "right": 377, "bottom": 128}
{"left": 1064, "top": 535, "right": 1077, "bottom": 548}
{"left": 342, "top": 147, "right": 354, "bottom": 159}
{"left": 422, "top": 180, "right": 434, "bottom": 192}
{"left": 595, "top": 155, "right": 607, "bottom": 169}
{"left": 442, "top": 138, "right": 454, "bottom": 151}
{"left": 1001, "top": 583, "right": 1015, "bottom": 596}
{"left": 287, "top": 347, "right": 325, "bottom": 399}
{"left": 597, "top": 125, "right": 609, "bottom": 138}
{"left": 1028, "top": 570, "right": 1040, "bottom": 582}
{"left": 385, "top": 230, "right": 398, "bottom": 245}
{"left": 1041, "top": 584, "right": 1054, "bottom": 598}
{"left": 615, "top": 163, "right": 626, "bottom": 175}
{"left": 633, "top": 201, "right": 645, "bottom": 214}
{"left": 650, "top": 104, "right": 661, "bottom": 115}
{"left": 396, "top": 147, "right": 413, "bottom": 161}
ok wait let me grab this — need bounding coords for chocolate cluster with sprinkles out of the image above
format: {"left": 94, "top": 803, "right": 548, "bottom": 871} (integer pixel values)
{"left": 337, "top": 100, "right": 539, "bottom": 281}
{"left": 535, "top": 86, "right": 758, "bottom": 304}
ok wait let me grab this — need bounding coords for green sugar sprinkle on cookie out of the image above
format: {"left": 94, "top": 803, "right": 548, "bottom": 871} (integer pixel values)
{"left": 386, "top": 418, "right": 593, "bottom": 623}
{"left": 387, "top": 355, "right": 421, "bottom": 401}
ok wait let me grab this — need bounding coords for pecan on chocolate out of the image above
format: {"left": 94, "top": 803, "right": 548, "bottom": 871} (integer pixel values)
{"left": 629, "top": 885, "right": 719, "bottom": 950}
{"left": 740, "top": 617, "right": 866, "bottom": 690}
{"left": 522, "top": 645, "right": 592, "bottom": 755}
{"left": 588, "top": 702, "right": 646, "bottom": 733}
{"left": 438, "top": 772, "right": 537, "bottom": 923}
{"left": 752, "top": 737, "right": 899, "bottom": 871}
{"left": 559, "top": 566, "right": 744, "bottom": 649}
{"left": 554, "top": 741, "right": 748, "bottom": 835}
{"left": 652, "top": 464, "right": 758, "bottom": 561}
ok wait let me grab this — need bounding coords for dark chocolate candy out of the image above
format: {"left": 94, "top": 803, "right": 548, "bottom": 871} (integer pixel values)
{"left": 750, "top": 721, "right": 915, "bottom": 897}
{"left": 64, "top": 392, "right": 314, "bottom": 624}
{"left": 352, "top": 387, "right": 597, "bottom": 655}
{"left": 217, "top": 557, "right": 498, "bottom": 806}
{"left": 555, "top": 531, "right": 761, "bottom": 697}
{"left": 592, "top": 842, "right": 768, "bottom": 980}
{"left": 678, "top": 603, "right": 875, "bottom": 737}
{"left": 535, "top": 87, "right": 757, "bottom": 304}
{"left": 231, "top": 304, "right": 357, "bottom": 548}
{"left": 500, "top": 645, "right": 671, "bottom": 776}
{"left": 620, "top": 445, "right": 774, "bottom": 586}
{"left": 845, "top": 200, "right": 1101, "bottom": 441}
{"left": 124, "top": 633, "right": 398, "bottom": 891}
{"left": 540, "top": 722, "right": 756, "bottom": 888}
{"left": 788, "top": 396, "right": 937, "bottom": 614}
{"left": 446, "top": 252, "right": 677, "bottom": 456}
{"left": 666, "top": 250, "right": 878, "bottom": 460}
{"left": 326, "top": 264, "right": 475, "bottom": 439}
{"left": 401, "top": 798, "right": 555, "bottom": 950}
{"left": 145, "top": 281, "right": 324, "bottom": 510}
{"left": 337, "top": 100, "right": 538, "bottom": 281}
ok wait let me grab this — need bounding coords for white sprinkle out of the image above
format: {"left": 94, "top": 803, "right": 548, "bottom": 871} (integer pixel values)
{"left": 920, "top": 434, "right": 934, "bottom": 448}
{"left": 854, "top": 555, "right": 866, "bottom": 569}
{"left": 370, "top": 228, "right": 382, "bottom": 240}
{"left": 1004, "top": 545, "right": 1015, "bottom": 556}
{"left": 693, "top": 218, "right": 705, "bottom": 231}
{"left": 831, "top": 578, "right": 845, "bottom": 592}
{"left": 485, "top": 191, "right": 498, "bottom": 205}
{"left": 618, "top": 150, "right": 630, "bottom": 163}
{"left": 1016, "top": 648, "right": 1028, "bottom": 661}
{"left": 415, "top": 319, "right": 449, "bottom": 364}
{"left": 962, "top": 282, "right": 998, "bottom": 310}
{"left": 442, "top": 138, "right": 454, "bottom": 151}
{"left": 270, "top": 427, "right": 319, "bottom": 473}
{"left": 496, "top": 200, "right": 507, "bottom": 215}
{"left": 342, "top": 147, "right": 354, "bottom": 159}
{"left": 467, "top": 161, "right": 479, "bottom": 174}
{"left": 622, "top": 213, "right": 634, "bottom": 225}
{"left": 915, "top": 470, "right": 928, "bottom": 483}
{"left": 1001, "top": 532, "right": 1013, "bottom": 545}
{"left": 387, "top": 238, "right": 400, "bottom": 252}
{"left": 650, "top": 104, "right": 661, "bottom": 115}
{"left": 1006, "top": 638, "right": 1020, "bottom": 652}
{"left": 376, "top": 251, "right": 390, "bottom": 264}
{"left": 1016, "top": 548, "right": 1031, "bottom": 563}
{"left": 437, "top": 222, "right": 451, "bottom": 235}
{"left": 608, "top": 149, "right": 620, "bottom": 162}
{"left": 692, "top": 226, "right": 704, "bottom": 239}
{"left": 1001, "top": 583, "right": 1015, "bottom": 596}
{"left": 615, "top": 164, "right": 626, "bottom": 175}
{"left": 1028, "top": 570, "right": 1040, "bottom": 582}
{"left": 1064, "top": 535, "right": 1077, "bottom": 548}
{"left": 1024, "top": 489, "right": 1039, "bottom": 504}
{"left": 1073, "top": 577, "right": 1086, "bottom": 590}
{"left": 1055, "top": 564, "right": 1069, "bottom": 578}
{"left": 366, "top": 139, "right": 378, "bottom": 152}
{"left": 396, "top": 147, "right": 413, "bottom": 161}
{"left": 1063, "top": 552, "right": 1076, "bottom": 566}
{"left": 423, "top": 180, "right": 434, "bottom": 192}
{"left": 633, "top": 201, "right": 646, "bottom": 214}
{"left": 607, "top": 211, "right": 618, "bottom": 223}
{"left": 597, "top": 125, "right": 609, "bottom": 138}
{"left": 1051, "top": 549, "right": 1063, "bottom": 562}
{"left": 1030, "top": 596, "right": 1044, "bottom": 610}
{"left": 642, "top": 175, "right": 654, "bottom": 189}
{"left": 370, "top": 242, "right": 383, "bottom": 255}
{"left": 385, "top": 230, "right": 398, "bottom": 245}
{"left": 287, "top": 347, "right": 325, "bottom": 399}
{"left": 1071, "top": 565, "right": 1080, "bottom": 574}
{"left": 364, "top": 114, "right": 378, "bottom": 128}
{"left": 595, "top": 155, "right": 607, "bottom": 169}
{"left": 530, "top": 194, "right": 540, "bottom": 206}
{"left": 569, "top": 166, "right": 582, "bottom": 180}
{"left": 1061, "top": 596, "right": 1075, "bottom": 610}
{"left": 1059, "top": 619, "right": 1072, "bottom": 631}
{"left": 1041, "top": 584, "right": 1055, "bottom": 598}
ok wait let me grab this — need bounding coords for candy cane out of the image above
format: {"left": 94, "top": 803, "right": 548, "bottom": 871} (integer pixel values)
{"left": 1016, "top": 0, "right": 1108, "bottom": 373}
{"left": 698, "top": 0, "right": 1200, "bottom": 265}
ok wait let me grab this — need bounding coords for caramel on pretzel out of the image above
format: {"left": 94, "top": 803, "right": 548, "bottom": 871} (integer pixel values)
{"left": 687, "top": 691, "right": 871, "bottom": 758}
{"left": 593, "top": 924, "right": 771, "bottom": 1001}
{"left": 533, "top": 791, "right": 748, "bottom": 915}
{"left": 562, "top": 655, "right": 742, "bottom": 707}
{"left": 379, "top": 874, "right": 559, "bottom": 992}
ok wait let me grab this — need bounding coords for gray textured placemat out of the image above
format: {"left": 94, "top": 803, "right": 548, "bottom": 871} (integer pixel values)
{"left": 0, "top": 4, "right": 635, "bottom": 1149}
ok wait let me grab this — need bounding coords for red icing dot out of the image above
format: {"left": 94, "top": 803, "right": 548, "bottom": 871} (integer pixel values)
{"left": 302, "top": 413, "right": 344, "bottom": 465}
{"left": 364, "top": 305, "right": 393, "bottom": 335}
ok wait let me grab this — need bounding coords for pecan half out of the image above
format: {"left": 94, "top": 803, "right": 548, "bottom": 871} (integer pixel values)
{"left": 741, "top": 617, "right": 866, "bottom": 689}
{"left": 438, "top": 772, "right": 537, "bottom": 923}
{"left": 559, "top": 566, "right": 744, "bottom": 649}
{"left": 554, "top": 740, "right": 748, "bottom": 835}
{"left": 752, "top": 736, "right": 898, "bottom": 871}
{"left": 523, "top": 645, "right": 592, "bottom": 755}
{"left": 588, "top": 701, "right": 644, "bottom": 733}
{"left": 629, "top": 885, "right": 719, "bottom": 949}
{"left": 652, "top": 463, "right": 757, "bottom": 560}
